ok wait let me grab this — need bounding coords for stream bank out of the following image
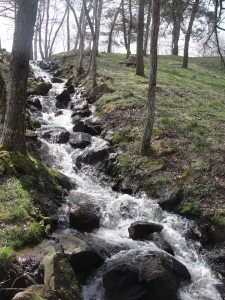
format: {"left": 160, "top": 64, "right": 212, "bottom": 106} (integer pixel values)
{"left": 0, "top": 52, "right": 224, "bottom": 299}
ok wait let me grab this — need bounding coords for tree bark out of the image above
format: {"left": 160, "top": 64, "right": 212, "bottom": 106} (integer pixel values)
{"left": 122, "top": 0, "right": 127, "bottom": 50}
{"left": 136, "top": 0, "right": 145, "bottom": 76}
{"left": 38, "top": 1, "right": 45, "bottom": 60}
{"left": 107, "top": 1, "right": 122, "bottom": 53}
{"left": 143, "top": 0, "right": 152, "bottom": 56}
{"left": 67, "top": 3, "right": 70, "bottom": 52}
{"left": 0, "top": 67, "right": 6, "bottom": 123}
{"left": 44, "top": 0, "right": 50, "bottom": 60}
{"left": 1, "top": 0, "right": 38, "bottom": 154}
{"left": 49, "top": 8, "right": 67, "bottom": 58}
{"left": 182, "top": 0, "right": 199, "bottom": 68}
{"left": 96, "top": 0, "right": 103, "bottom": 55}
{"left": 140, "top": 0, "right": 160, "bottom": 155}
{"left": 171, "top": 0, "right": 182, "bottom": 56}
{"left": 126, "top": 0, "right": 133, "bottom": 59}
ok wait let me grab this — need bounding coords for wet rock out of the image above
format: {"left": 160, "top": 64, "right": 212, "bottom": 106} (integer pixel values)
{"left": 157, "top": 187, "right": 183, "bottom": 211}
{"left": 103, "top": 250, "right": 191, "bottom": 300}
{"left": 207, "top": 246, "right": 225, "bottom": 277}
{"left": 128, "top": 221, "right": 164, "bottom": 240}
{"left": 56, "top": 90, "right": 71, "bottom": 109}
{"left": 27, "top": 97, "right": 42, "bottom": 110}
{"left": 40, "top": 128, "right": 70, "bottom": 144}
{"left": 28, "top": 81, "right": 52, "bottom": 96}
{"left": 149, "top": 232, "right": 174, "bottom": 256}
{"left": 75, "top": 147, "right": 109, "bottom": 168}
{"left": 87, "top": 83, "right": 111, "bottom": 103}
{"left": 69, "top": 202, "right": 100, "bottom": 232}
{"left": 69, "top": 132, "right": 91, "bottom": 149}
{"left": 55, "top": 110, "right": 63, "bottom": 117}
{"left": 71, "top": 108, "right": 92, "bottom": 118}
{"left": 60, "top": 234, "right": 104, "bottom": 283}
{"left": 206, "top": 214, "right": 225, "bottom": 243}
{"left": 44, "top": 251, "right": 82, "bottom": 300}
{"left": 57, "top": 171, "right": 76, "bottom": 191}
{"left": 65, "top": 77, "right": 73, "bottom": 87}
{"left": 38, "top": 61, "right": 58, "bottom": 72}
{"left": 73, "top": 120, "right": 99, "bottom": 136}
{"left": 53, "top": 70, "right": 62, "bottom": 77}
{"left": 51, "top": 77, "right": 64, "bottom": 83}
{"left": 101, "top": 130, "right": 114, "bottom": 144}
{"left": 12, "top": 285, "right": 56, "bottom": 300}
{"left": 67, "top": 84, "right": 75, "bottom": 94}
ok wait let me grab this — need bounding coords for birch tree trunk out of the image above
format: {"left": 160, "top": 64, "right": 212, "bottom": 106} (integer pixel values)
{"left": 67, "top": 3, "right": 70, "bottom": 52}
{"left": 1, "top": 0, "right": 38, "bottom": 154}
{"left": 96, "top": 0, "right": 103, "bottom": 56}
{"left": 140, "top": 0, "right": 160, "bottom": 155}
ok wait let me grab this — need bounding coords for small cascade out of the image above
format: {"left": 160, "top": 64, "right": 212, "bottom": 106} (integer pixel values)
{"left": 29, "top": 62, "right": 222, "bottom": 300}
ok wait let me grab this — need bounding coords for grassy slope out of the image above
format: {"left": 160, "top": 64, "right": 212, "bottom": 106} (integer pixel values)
{"left": 54, "top": 52, "right": 225, "bottom": 220}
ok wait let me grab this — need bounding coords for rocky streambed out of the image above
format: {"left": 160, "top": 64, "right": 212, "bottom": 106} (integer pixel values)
{"left": 8, "top": 61, "right": 224, "bottom": 300}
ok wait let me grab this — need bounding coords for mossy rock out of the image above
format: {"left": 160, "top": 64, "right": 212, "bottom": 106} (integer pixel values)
{"left": 180, "top": 170, "right": 190, "bottom": 185}
{"left": 147, "top": 159, "right": 165, "bottom": 173}
{"left": 206, "top": 212, "right": 225, "bottom": 242}
{"left": 152, "top": 140, "right": 175, "bottom": 157}
{"left": 44, "top": 251, "right": 82, "bottom": 300}
{"left": 12, "top": 285, "right": 56, "bottom": 300}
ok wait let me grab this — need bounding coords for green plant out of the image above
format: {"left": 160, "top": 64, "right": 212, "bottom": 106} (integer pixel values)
{"left": 0, "top": 246, "right": 14, "bottom": 273}
{"left": 25, "top": 222, "right": 43, "bottom": 244}
{"left": 192, "top": 160, "right": 210, "bottom": 171}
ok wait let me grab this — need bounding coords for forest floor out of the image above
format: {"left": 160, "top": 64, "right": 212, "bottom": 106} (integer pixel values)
{"left": 53, "top": 52, "right": 225, "bottom": 224}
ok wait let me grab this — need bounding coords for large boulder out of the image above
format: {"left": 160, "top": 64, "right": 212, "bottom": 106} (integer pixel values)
{"left": 27, "top": 97, "right": 42, "bottom": 110}
{"left": 71, "top": 108, "right": 92, "bottom": 118}
{"left": 157, "top": 187, "right": 183, "bottom": 211}
{"left": 44, "top": 250, "right": 82, "bottom": 300}
{"left": 51, "top": 77, "right": 64, "bottom": 83}
{"left": 128, "top": 221, "right": 164, "bottom": 240}
{"left": 68, "top": 191, "right": 102, "bottom": 232}
{"left": 73, "top": 120, "right": 100, "bottom": 136}
{"left": 40, "top": 128, "right": 70, "bottom": 144}
{"left": 87, "top": 83, "right": 111, "bottom": 104}
{"left": 69, "top": 132, "right": 92, "bottom": 149}
{"left": 69, "top": 202, "right": 100, "bottom": 232}
{"left": 103, "top": 250, "right": 191, "bottom": 300}
{"left": 67, "top": 84, "right": 75, "bottom": 94}
{"left": 28, "top": 81, "right": 52, "bottom": 96}
{"left": 56, "top": 90, "right": 71, "bottom": 109}
{"left": 75, "top": 147, "right": 109, "bottom": 168}
{"left": 60, "top": 234, "right": 104, "bottom": 283}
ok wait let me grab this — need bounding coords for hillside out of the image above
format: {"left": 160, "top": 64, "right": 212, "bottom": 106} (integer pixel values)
{"left": 53, "top": 52, "right": 225, "bottom": 224}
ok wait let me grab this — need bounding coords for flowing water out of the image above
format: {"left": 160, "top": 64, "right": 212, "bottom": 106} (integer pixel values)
{"left": 30, "top": 63, "right": 222, "bottom": 300}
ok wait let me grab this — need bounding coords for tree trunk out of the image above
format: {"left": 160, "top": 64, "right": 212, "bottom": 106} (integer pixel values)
{"left": 77, "top": 7, "right": 85, "bottom": 75}
{"left": 1, "top": 0, "right": 38, "bottom": 154}
{"left": 49, "top": 8, "right": 67, "bottom": 58}
{"left": 67, "top": 3, "right": 70, "bottom": 52}
{"left": 182, "top": 0, "right": 199, "bottom": 68}
{"left": 107, "top": 1, "right": 122, "bottom": 53}
{"left": 0, "top": 68, "right": 6, "bottom": 123}
{"left": 140, "top": 0, "right": 160, "bottom": 155}
{"left": 34, "top": 25, "right": 38, "bottom": 60}
{"left": 38, "top": 1, "right": 45, "bottom": 60}
{"left": 171, "top": 0, "right": 182, "bottom": 56}
{"left": 136, "top": 0, "right": 145, "bottom": 76}
{"left": 96, "top": 0, "right": 103, "bottom": 56}
{"left": 126, "top": 0, "right": 133, "bottom": 59}
{"left": 122, "top": 0, "right": 127, "bottom": 50}
{"left": 143, "top": 0, "right": 152, "bottom": 56}
{"left": 44, "top": 0, "right": 50, "bottom": 60}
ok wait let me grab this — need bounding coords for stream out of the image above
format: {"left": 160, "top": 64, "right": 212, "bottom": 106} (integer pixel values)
{"left": 30, "top": 63, "right": 222, "bottom": 300}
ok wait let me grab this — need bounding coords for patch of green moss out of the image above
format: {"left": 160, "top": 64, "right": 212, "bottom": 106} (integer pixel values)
{"left": 180, "top": 170, "right": 190, "bottom": 185}
{"left": 0, "top": 246, "right": 15, "bottom": 274}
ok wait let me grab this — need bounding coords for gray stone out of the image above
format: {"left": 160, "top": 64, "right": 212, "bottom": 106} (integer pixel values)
{"left": 69, "top": 132, "right": 91, "bottom": 149}
{"left": 128, "top": 221, "right": 164, "bottom": 240}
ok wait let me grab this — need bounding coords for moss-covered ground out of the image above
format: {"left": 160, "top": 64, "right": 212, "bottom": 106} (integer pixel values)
{"left": 53, "top": 52, "right": 225, "bottom": 223}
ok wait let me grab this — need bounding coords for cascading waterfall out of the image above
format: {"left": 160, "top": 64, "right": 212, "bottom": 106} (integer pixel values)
{"left": 30, "top": 63, "right": 222, "bottom": 300}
